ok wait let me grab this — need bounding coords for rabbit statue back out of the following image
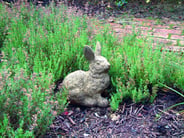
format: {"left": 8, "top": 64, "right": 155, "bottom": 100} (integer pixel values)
{"left": 62, "top": 42, "right": 110, "bottom": 107}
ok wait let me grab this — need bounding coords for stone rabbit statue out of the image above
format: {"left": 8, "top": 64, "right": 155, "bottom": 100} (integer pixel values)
{"left": 62, "top": 42, "right": 110, "bottom": 107}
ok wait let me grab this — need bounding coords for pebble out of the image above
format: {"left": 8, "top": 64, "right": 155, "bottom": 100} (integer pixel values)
{"left": 110, "top": 114, "right": 120, "bottom": 121}
{"left": 83, "top": 133, "right": 90, "bottom": 137}
{"left": 75, "top": 107, "right": 81, "bottom": 112}
{"left": 68, "top": 110, "right": 74, "bottom": 116}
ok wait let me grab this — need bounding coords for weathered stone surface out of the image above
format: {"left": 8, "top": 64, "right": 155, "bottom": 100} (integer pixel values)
{"left": 153, "top": 32, "right": 168, "bottom": 39}
{"left": 113, "top": 28, "right": 124, "bottom": 33}
{"left": 133, "top": 18, "right": 155, "bottom": 23}
{"left": 62, "top": 42, "right": 110, "bottom": 107}
{"left": 140, "top": 26, "right": 153, "bottom": 31}
{"left": 180, "top": 41, "right": 184, "bottom": 45}
{"left": 154, "top": 38, "right": 177, "bottom": 45}
{"left": 171, "top": 35, "right": 184, "bottom": 40}
{"left": 154, "top": 25, "right": 170, "bottom": 29}
{"left": 141, "top": 31, "right": 152, "bottom": 36}
{"left": 161, "top": 46, "right": 184, "bottom": 52}
{"left": 153, "top": 29, "right": 181, "bottom": 35}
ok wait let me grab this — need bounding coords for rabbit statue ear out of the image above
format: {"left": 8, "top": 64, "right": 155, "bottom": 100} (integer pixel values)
{"left": 84, "top": 46, "right": 95, "bottom": 61}
{"left": 95, "top": 41, "right": 101, "bottom": 56}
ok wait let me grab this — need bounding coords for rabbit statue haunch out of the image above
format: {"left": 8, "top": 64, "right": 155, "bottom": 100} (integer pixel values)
{"left": 63, "top": 42, "right": 110, "bottom": 107}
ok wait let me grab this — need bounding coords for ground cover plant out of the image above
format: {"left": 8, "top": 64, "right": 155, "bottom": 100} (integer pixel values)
{"left": 0, "top": 1, "right": 184, "bottom": 137}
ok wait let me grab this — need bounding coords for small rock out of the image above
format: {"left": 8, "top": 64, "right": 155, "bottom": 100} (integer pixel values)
{"left": 94, "top": 112, "right": 101, "bottom": 118}
{"left": 83, "top": 133, "right": 90, "bottom": 137}
{"left": 94, "top": 112, "right": 107, "bottom": 119}
{"left": 110, "top": 114, "right": 120, "bottom": 121}
{"left": 75, "top": 107, "right": 81, "bottom": 112}
{"left": 165, "top": 125, "right": 169, "bottom": 129}
{"left": 108, "top": 17, "right": 114, "bottom": 23}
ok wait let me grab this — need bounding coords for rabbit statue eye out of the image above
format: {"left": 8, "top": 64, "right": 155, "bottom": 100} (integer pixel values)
{"left": 96, "top": 62, "right": 100, "bottom": 65}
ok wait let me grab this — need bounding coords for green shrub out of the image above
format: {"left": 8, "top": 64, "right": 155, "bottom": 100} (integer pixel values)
{"left": 0, "top": 65, "right": 68, "bottom": 136}
{"left": 0, "top": 4, "right": 10, "bottom": 49}
{"left": 0, "top": 114, "right": 34, "bottom": 137}
{"left": 97, "top": 31, "right": 184, "bottom": 111}
{"left": 2, "top": 3, "right": 89, "bottom": 80}
{"left": 0, "top": 3, "right": 87, "bottom": 137}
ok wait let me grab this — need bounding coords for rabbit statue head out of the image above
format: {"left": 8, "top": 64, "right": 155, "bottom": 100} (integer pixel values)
{"left": 62, "top": 41, "right": 110, "bottom": 107}
{"left": 85, "top": 41, "right": 110, "bottom": 75}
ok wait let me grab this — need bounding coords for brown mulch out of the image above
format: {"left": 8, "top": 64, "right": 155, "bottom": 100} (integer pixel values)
{"left": 44, "top": 90, "right": 184, "bottom": 137}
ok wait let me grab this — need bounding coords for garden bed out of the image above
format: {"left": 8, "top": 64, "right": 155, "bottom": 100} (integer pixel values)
{"left": 0, "top": 1, "right": 183, "bottom": 137}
